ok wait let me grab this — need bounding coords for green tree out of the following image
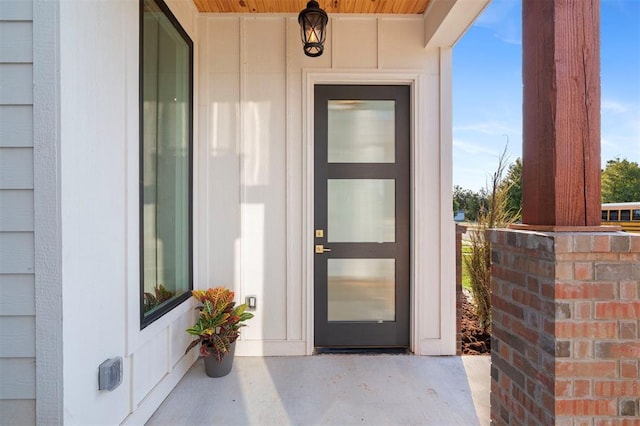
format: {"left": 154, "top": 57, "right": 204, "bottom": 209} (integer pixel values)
{"left": 453, "top": 186, "right": 488, "bottom": 222}
{"left": 500, "top": 157, "right": 522, "bottom": 220}
{"left": 601, "top": 158, "right": 640, "bottom": 203}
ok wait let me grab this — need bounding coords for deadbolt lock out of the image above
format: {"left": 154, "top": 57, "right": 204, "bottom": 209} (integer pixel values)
{"left": 315, "top": 229, "right": 324, "bottom": 238}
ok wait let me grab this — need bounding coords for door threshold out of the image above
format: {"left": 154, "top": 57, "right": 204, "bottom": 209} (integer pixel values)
{"left": 314, "top": 347, "right": 411, "bottom": 355}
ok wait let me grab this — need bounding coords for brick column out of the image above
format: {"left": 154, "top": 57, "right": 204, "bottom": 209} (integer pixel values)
{"left": 489, "top": 229, "right": 640, "bottom": 425}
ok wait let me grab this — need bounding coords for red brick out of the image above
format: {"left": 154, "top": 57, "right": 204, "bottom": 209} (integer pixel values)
{"left": 555, "top": 321, "right": 617, "bottom": 339}
{"left": 555, "top": 282, "right": 615, "bottom": 300}
{"left": 574, "top": 340, "right": 593, "bottom": 358}
{"left": 534, "top": 261, "right": 555, "bottom": 280}
{"left": 556, "top": 360, "right": 618, "bottom": 378}
{"left": 557, "top": 262, "right": 574, "bottom": 280}
{"left": 525, "top": 310, "right": 540, "bottom": 329}
{"left": 620, "top": 281, "right": 638, "bottom": 300}
{"left": 556, "top": 398, "right": 617, "bottom": 416}
{"left": 524, "top": 395, "right": 542, "bottom": 424}
{"left": 619, "top": 321, "right": 637, "bottom": 339}
{"left": 595, "top": 302, "right": 640, "bottom": 319}
{"left": 574, "top": 301, "right": 593, "bottom": 320}
{"left": 512, "top": 288, "right": 542, "bottom": 310}
{"left": 505, "top": 268, "right": 527, "bottom": 286}
{"left": 595, "top": 253, "right": 622, "bottom": 261}
{"left": 500, "top": 373, "right": 511, "bottom": 390}
{"left": 595, "top": 263, "right": 636, "bottom": 281}
{"left": 556, "top": 302, "right": 572, "bottom": 319}
{"left": 595, "top": 342, "right": 640, "bottom": 359}
{"left": 526, "top": 275, "right": 540, "bottom": 293}
{"left": 542, "top": 390, "right": 555, "bottom": 412}
{"left": 491, "top": 265, "right": 505, "bottom": 281}
{"left": 631, "top": 236, "right": 640, "bottom": 253}
{"left": 541, "top": 355, "right": 556, "bottom": 382}
{"left": 574, "top": 379, "right": 592, "bottom": 397}
{"left": 512, "top": 386, "right": 529, "bottom": 423}
{"left": 492, "top": 265, "right": 506, "bottom": 281}
{"left": 574, "top": 262, "right": 594, "bottom": 280}
{"left": 611, "top": 235, "right": 631, "bottom": 252}
{"left": 543, "top": 319, "right": 556, "bottom": 334}
{"left": 620, "top": 361, "right": 638, "bottom": 379}
{"left": 493, "top": 294, "right": 525, "bottom": 320}
{"left": 595, "top": 419, "right": 640, "bottom": 426}
{"left": 574, "top": 235, "right": 593, "bottom": 253}
{"left": 592, "top": 235, "right": 611, "bottom": 252}
{"left": 558, "top": 253, "right": 619, "bottom": 262}
{"left": 541, "top": 282, "right": 555, "bottom": 299}
{"left": 594, "top": 380, "right": 639, "bottom": 397}
{"left": 499, "top": 343, "right": 511, "bottom": 361}
{"left": 555, "top": 235, "right": 573, "bottom": 253}
{"left": 620, "top": 253, "right": 640, "bottom": 262}
{"left": 513, "top": 255, "right": 527, "bottom": 271}
{"left": 500, "top": 313, "right": 512, "bottom": 329}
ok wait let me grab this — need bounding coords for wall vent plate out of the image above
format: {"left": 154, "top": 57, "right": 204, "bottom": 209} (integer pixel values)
{"left": 98, "top": 357, "right": 123, "bottom": 391}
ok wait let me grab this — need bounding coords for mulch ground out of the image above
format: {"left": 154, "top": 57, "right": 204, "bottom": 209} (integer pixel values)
{"left": 461, "top": 292, "right": 491, "bottom": 355}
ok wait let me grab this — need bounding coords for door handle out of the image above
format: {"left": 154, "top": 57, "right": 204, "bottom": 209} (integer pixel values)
{"left": 315, "top": 244, "right": 332, "bottom": 254}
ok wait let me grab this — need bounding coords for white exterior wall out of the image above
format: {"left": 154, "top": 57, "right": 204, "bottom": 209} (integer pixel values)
{"left": 57, "top": 0, "right": 199, "bottom": 424}
{"left": 0, "top": 0, "right": 36, "bottom": 424}
{"left": 199, "top": 14, "right": 457, "bottom": 357}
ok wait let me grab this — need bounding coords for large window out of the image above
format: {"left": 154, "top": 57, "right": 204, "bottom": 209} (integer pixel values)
{"left": 140, "top": 0, "right": 193, "bottom": 328}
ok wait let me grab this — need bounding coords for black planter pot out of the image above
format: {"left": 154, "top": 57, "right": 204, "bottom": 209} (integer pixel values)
{"left": 203, "top": 341, "right": 236, "bottom": 377}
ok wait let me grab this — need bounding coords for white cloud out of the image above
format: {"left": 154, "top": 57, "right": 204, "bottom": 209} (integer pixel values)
{"left": 453, "top": 139, "right": 497, "bottom": 155}
{"left": 454, "top": 120, "right": 521, "bottom": 136}
{"left": 475, "top": 0, "right": 522, "bottom": 45}
{"left": 602, "top": 99, "right": 629, "bottom": 113}
{"left": 600, "top": 137, "right": 616, "bottom": 148}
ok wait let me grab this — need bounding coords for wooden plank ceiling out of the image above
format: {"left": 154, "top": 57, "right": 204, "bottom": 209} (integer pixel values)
{"left": 193, "top": 0, "right": 431, "bottom": 14}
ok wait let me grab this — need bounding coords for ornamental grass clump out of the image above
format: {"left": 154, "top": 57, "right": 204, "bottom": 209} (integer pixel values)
{"left": 185, "top": 287, "right": 253, "bottom": 362}
{"left": 464, "top": 148, "right": 520, "bottom": 332}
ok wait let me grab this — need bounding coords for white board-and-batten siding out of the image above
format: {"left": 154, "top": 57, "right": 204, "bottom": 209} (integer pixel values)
{"left": 199, "top": 13, "right": 456, "bottom": 357}
{"left": 0, "top": 0, "right": 36, "bottom": 424}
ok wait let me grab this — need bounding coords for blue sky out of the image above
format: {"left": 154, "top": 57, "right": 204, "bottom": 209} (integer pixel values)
{"left": 453, "top": 0, "right": 640, "bottom": 191}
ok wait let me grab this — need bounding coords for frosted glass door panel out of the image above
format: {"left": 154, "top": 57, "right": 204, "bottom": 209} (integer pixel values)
{"left": 328, "top": 179, "right": 395, "bottom": 242}
{"left": 328, "top": 259, "right": 395, "bottom": 322}
{"left": 328, "top": 100, "right": 395, "bottom": 163}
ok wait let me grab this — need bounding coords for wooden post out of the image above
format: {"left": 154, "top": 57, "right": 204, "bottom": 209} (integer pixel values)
{"left": 519, "top": 0, "right": 606, "bottom": 231}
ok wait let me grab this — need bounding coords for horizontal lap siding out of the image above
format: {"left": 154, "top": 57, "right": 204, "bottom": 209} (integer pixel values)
{"left": 0, "top": 21, "right": 33, "bottom": 62}
{"left": 0, "top": 190, "right": 33, "bottom": 230}
{"left": 0, "top": 2, "right": 35, "bottom": 424}
{"left": 0, "top": 105, "right": 33, "bottom": 147}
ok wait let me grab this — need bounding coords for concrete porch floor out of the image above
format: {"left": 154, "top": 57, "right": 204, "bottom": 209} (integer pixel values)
{"left": 146, "top": 354, "right": 490, "bottom": 426}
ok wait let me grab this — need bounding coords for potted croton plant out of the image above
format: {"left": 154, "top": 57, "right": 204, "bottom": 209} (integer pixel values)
{"left": 185, "top": 287, "right": 253, "bottom": 377}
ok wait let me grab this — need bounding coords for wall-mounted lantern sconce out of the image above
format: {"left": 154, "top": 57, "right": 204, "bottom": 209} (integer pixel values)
{"left": 298, "top": 1, "right": 328, "bottom": 57}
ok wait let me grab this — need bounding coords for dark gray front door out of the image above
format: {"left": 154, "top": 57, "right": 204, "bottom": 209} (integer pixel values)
{"left": 314, "top": 85, "right": 410, "bottom": 348}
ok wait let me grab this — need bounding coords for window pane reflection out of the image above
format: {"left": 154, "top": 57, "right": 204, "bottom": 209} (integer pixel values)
{"left": 328, "top": 100, "right": 395, "bottom": 163}
{"left": 141, "top": 0, "right": 192, "bottom": 324}
{"left": 328, "top": 259, "right": 395, "bottom": 322}
{"left": 328, "top": 179, "right": 395, "bottom": 243}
